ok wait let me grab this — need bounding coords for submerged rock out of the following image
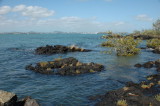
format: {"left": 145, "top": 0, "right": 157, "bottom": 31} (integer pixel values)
{"left": 25, "top": 57, "right": 104, "bottom": 75}
{"left": 143, "top": 61, "right": 155, "bottom": 68}
{"left": 134, "top": 60, "right": 160, "bottom": 71}
{"left": 134, "top": 63, "right": 142, "bottom": 68}
{"left": 0, "top": 90, "right": 39, "bottom": 106}
{"left": 35, "top": 45, "right": 91, "bottom": 55}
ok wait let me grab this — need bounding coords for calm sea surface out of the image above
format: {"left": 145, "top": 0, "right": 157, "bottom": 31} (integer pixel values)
{"left": 0, "top": 34, "right": 160, "bottom": 105}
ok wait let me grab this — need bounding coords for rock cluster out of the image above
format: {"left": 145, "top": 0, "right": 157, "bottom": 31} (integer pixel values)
{"left": 26, "top": 57, "right": 104, "bottom": 75}
{"left": 0, "top": 90, "right": 39, "bottom": 106}
{"left": 90, "top": 74, "right": 160, "bottom": 106}
{"left": 134, "top": 59, "right": 160, "bottom": 71}
{"left": 35, "top": 45, "right": 91, "bottom": 55}
{"left": 89, "top": 59, "right": 160, "bottom": 106}
{"left": 132, "top": 35, "right": 155, "bottom": 40}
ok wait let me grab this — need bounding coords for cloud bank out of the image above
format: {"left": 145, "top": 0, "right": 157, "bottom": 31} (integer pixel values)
{"left": 0, "top": 5, "right": 54, "bottom": 18}
{"left": 0, "top": 5, "right": 140, "bottom": 32}
{"left": 136, "top": 14, "right": 153, "bottom": 22}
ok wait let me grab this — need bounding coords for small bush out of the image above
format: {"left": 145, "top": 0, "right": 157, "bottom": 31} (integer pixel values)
{"left": 101, "top": 40, "right": 115, "bottom": 47}
{"left": 113, "top": 36, "right": 141, "bottom": 56}
{"left": 147, "top": 39, "right": 160, "bottom": 48}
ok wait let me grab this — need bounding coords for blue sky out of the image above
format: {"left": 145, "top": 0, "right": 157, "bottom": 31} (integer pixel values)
{"left": 0, "top": 0, "right": 160, "bottom": 33}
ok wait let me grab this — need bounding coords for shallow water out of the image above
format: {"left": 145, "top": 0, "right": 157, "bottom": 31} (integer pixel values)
{"left": 0, "top": 34, "right": 159, "bottom": 105}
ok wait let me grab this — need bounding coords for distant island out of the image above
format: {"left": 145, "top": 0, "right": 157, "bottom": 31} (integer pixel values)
{"left": 0, "top": 31, "right": 98, "bottom": 34}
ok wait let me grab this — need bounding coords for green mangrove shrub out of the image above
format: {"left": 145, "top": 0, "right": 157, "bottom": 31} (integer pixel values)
{"left": 147, "top": 39, "right": 160, "bottom": 48}
{"left": 101, "top": 40, "right": 115, "bottom": 47}
{"left": 115, "top": 36, "right": 141, "bottom": 56}
{"left": 130, "top": 19, "right": 160, "bottom": 38}
{"left": 103, "top": 36, "right": 141, "bottom": 56}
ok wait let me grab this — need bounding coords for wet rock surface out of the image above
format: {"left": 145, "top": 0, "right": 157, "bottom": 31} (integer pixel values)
{"left": 132, "top": 35, "right": 155, "bottom": 40}
{"left": 25, "top": 57, "right": 104, "bottom": 75}
{"left": 95, "top": 86, "right": 160, "bottom": 106}
{"left": 134, "top": 59, "right": 160, "bottom": 70}
{"left": 0, "top": 90, "right": 39, "bottom": 106}
{"left": 91, "top": 74, "right": 160, "bottom": 106}
{"left": 35, "top": 45, "right": 91, "bottom": 55}
{"left": 90, "top": 59, "right": 160, "bottom": 106}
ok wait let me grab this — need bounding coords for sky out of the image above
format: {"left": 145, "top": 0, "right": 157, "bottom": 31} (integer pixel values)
{"left": 0, "top": 0, "right": 160, "bottom": 33}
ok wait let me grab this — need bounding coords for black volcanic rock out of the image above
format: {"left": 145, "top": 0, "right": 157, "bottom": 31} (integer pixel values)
{"left": 93, "top": 74, "right": 160, "bottom": 106}
{"left": 133, "top": 35, "right": 154, "bottom": 40}
{"left": 25, "top": 57, "right": 104, "bottom": 75}
{"left": 143, "top": 61, "right": 155, "bottom": 68}
{"left": 35, "top": 45, "right": 91, "bottom": 55}
{"left": 134, "top": 63, "right": 142, "bottom": 68}
{"left": 134, "top": 61, "right": 155, "bottom": 69}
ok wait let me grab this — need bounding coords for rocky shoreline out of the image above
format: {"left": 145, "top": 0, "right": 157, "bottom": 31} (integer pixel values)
{"left": 0, "top": 90, "right": 39, "bottom": 106}
{"left": 89, "top": 59, "right": 160, "bottom": 106}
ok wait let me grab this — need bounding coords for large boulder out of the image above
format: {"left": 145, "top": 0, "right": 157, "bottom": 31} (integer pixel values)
{"left": 0, "top": 90, "right": 17, "bottom": 106}
{"left": 35, "top": 45, "right": 91, "bottom": 55}
{"left": 0, "top": 90, "right": 39, "bottom": 106}
{"left": 26, "top": 57, "right": 104, "bottom": 75}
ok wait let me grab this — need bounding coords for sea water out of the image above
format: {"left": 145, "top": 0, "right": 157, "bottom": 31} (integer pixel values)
{"left": 0, "top": 34, "right": 159, "bottom": 105}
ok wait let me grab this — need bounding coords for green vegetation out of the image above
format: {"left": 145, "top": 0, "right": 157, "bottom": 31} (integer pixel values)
{"left": 153, "top": 19, "right": 160, "bottom": 31}
{"left": 101, "top": 36, "right": 141, "bottom": 56}
{"left": 131, "top": 19, "right": 160, "bottom": 38}
{"left": 114, "top": 36, "right": 141, "bottom": 56}
{"left": 155, "top": 94, "right": 160, "bottom": 102}
{"left": 116, "top": 100, "right": 128, "bottom": 106}
{"left": 132, "top": 29, "right": 160, "bottom": 37}
{"left": 101, "top": 40, "right": 115, "bottom": 47}
{"left": 147, "top": 39, "right": 160, "bottom": 48}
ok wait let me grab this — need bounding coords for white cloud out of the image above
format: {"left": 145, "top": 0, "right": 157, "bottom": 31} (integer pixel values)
{"left": 114, "top": 21, "right": 125, "bottom": 26}
{"left": 21, "top": 6, "right": 54, "bottom": 18}
{"left": 0, "top": 5, "right": 135, "bottom": 33}
{"left": 0, "top": 15, "right": 135, "bottom": 32}
{"left": 136, "top": 14, "right": 153, "bottom": 22}
{"left": 12, "top": 5, "right": 26, "bottom": 12}
{"left": 76, "top": 0, "right": 113, "bottom": 2}
{"left": 0, "top": 5, "right": 54, "bottom": 18}
{"left": 0, "top": 6, "right": 11, "bottom": 14}
{"left": 104, "top": 0, "right": 113, "bottom": 2}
